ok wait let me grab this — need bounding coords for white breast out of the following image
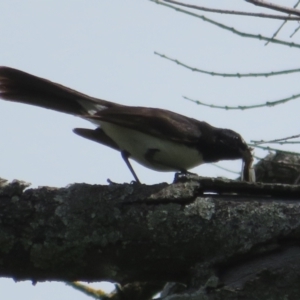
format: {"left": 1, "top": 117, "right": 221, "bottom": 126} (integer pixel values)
{"left": 99, "top": 121, "right": 203, "bottom": 172}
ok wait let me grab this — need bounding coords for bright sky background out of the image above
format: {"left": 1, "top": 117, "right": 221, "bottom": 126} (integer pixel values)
{"left": 0, "top": 1, "right": 300, "bottom": 299}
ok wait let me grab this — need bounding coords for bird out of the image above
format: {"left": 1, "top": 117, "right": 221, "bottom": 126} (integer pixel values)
{"left": 0, "top": 66, "right": 254, "bottom": 183}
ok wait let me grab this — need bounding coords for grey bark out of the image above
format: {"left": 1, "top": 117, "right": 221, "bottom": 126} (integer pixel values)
{"left": 254, "top": 151, "right": 300, "bottom": 184}
{"left": 0, "top": 153, "right": 300, "bottom": 300}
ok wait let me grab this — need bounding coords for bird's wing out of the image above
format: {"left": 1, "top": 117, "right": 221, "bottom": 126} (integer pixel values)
{"left": 87, "top": 106, "right": 213, "bottom": 144}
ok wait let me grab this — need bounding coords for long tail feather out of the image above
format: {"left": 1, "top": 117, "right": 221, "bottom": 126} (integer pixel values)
{"left": 0, "top": 66, "right": 117, "bottom": 115}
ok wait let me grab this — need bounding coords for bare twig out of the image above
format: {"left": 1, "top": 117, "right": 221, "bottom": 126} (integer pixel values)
{"left": 151, "top": 0, "right": 300, "bottom": 49}
{"left": 184, "top": 93, "right": 300, "bottom": 110}
{"left": 290, "top": 24, "right": 300, "bottom": 37}
{"left": 245, "top": 0, "right": 300, "bottom": 16}
{"left": 265, "top": 0, "right": 300, "bottom": 45}
{"left": 265, "top": 21, "right": 288, "bottom": 45}
{"left": 211, "top": 163, "right": 240, "bottom": 175}
{"left": 163, "top": 0, "right": 300, "bottom": 20}
{"left": 255, "top": 141, "right": 300, "bottom": 145}
{"left": 155, "top": 51, "right": 300, "bottom": 78}
{"left": 251, "top": 134, "right": 300, "bottom": 145}
{"left": 249, "top": 144, "right": 300, "bottom": 156}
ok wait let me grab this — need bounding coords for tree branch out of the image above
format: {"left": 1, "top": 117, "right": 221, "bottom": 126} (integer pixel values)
{"left": 251, "top": 133, "right": 300, "bottom": 145}
{"left": 183, "top": 93, "right": 300, "bottom": 110}
{"left": 0, "top": 175, "right": 300, "bottom": 287}
{"left": 155, "top": 51, "right": 300, "bottom": 78}
{"left": 245, "top": 0, "right": 300, "bottom": 17}
{"left": 260, "top": 0, "right": 300, "bottom": 44}
{"left": 151, "top": 0, "right": 300, "bottom": 49}
{"left": 163, "top": 0, "right": 300, "bottom": 20}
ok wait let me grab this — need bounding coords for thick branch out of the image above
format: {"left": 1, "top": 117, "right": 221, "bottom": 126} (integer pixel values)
{"left": 0, "top": 176, "right": 300, "bottom": 293}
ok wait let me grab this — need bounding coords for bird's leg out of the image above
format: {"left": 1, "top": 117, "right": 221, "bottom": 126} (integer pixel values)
{"left": 121, "top": 150, "right": 141, "bottom": 184}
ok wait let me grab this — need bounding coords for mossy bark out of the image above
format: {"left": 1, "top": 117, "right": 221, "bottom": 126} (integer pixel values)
{"left": 0, "top": 173, "right": 300, "bottom": 299}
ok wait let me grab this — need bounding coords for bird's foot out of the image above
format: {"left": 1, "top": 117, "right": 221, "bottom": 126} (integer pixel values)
{"left": 107, "top": 178, "right": 141, "bottom": 185}
{"left": 107, "top": 178, "right": 119, "bottom": 185}
{"left": 173, "top": 170, "right": 198, "bottom": 183}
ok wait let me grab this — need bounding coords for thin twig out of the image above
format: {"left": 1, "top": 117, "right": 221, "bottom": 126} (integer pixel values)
{"left": 265, "top": 0, "right": 300, "bottom": 45}
{"left": 265, "top": 21, "right": 288, "bottom": 46}
{"left": 249, "top": 144, "right": 300, "bottom": 156}
{"left": 151, "top": 0, "right": 300, "bottom": 49}
{"left": 245, "top": 0, "right": 300, "bottom": 16}
{"left": 155, "top": 52, "right": 300, "bottom": 78}
{"left": 211, "top": 163, "right": 240, "bottom": 175}
{"left": 290, "top": 23, "right": 300, "bottom": 37}
{"left": 251, "top": 134, "right": 300, "bottom": 145}
{"left": 255, "top": 141, "right": 300, "bottom": 145}
{"left": 163, "top": 0, "right": 300, "bottom": 20}
{"left": 184, "top": 93, "right": 300, "bottom": 110}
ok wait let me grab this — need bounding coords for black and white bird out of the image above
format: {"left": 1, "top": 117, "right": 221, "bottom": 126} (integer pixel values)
{"left": 0, "top": 67, "right": 254, "bottom": 183}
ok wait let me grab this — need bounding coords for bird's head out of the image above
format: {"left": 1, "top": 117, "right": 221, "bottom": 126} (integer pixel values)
{"left": 215, "top": 129, "right": 249, "bottom": 159}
